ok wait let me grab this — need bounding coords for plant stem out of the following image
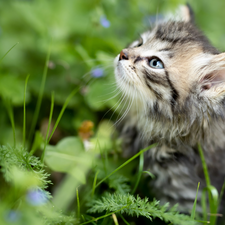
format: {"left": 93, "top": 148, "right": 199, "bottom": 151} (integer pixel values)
{"left": 28, "top": 47, "right": 51, "bottom": 147}
{"left": 80, "top": 206, "right": 127, "bottom": 225}
{"left": 23, "top": 74, "right": 30, "bottom": 149}
{"left": 132, "top": 151, "right": 144, "bottom": 194}
{"left": 95, "top": 143, "right": 157, "bottom": 190}
{"left": 41, "top": 92, "right": 54, "bottom": 163}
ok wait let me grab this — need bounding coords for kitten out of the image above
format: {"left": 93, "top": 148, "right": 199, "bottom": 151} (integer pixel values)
{"left": 114, "top": 5, "right": 225, "bottom": 213}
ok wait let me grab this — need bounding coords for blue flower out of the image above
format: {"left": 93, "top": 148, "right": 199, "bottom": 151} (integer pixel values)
{"left": 26, "top": 189, "right": 48, "bottom": 206}
{"left": 91, "top": 67, "right": 104, "bottom": 78}
{"left": 100, "top": 16, "right": 110, "bottom": 28}
{"left": 5, "top": 210, "right": 21, "bottom": 222}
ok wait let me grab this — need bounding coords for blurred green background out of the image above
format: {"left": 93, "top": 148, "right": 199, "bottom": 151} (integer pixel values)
{"left": 1, "top": 0, "right": 225, "bottom": 224}
{"left": 1, "top": 0, "right": 225, "bottom": 146}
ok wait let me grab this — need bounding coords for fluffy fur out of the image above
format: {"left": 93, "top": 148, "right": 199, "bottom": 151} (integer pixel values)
{"left": 114, "top": 5, "right": 225, "bottom": 212}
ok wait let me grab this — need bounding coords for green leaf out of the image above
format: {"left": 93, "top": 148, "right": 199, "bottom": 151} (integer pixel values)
{"left": 52, "top": 174, "right": 80, "bottom": 211}
{"left": 44, "top": 137, "right": 92, "bottom": 184}
{"left": 87, "top": 193, "right": 198, "bottom": 225}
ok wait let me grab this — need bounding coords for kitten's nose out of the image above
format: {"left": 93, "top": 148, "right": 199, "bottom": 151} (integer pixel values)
{"left": 119, "top": 50, "right": 129, "bottom": 61}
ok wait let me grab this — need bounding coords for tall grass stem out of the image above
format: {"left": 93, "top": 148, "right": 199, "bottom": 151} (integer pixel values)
{"left": 28, "top": 47, "right": 51, "bottom": 147}
{"left": 23, "top": 74, "right": 30, "bottom": 149}
{"left": 95, "top": 143, "right": 157, "bottom": 190}
{"left": 4, "top": 100, "right": 16, "bottom": 148}
{"left": 92, "top": 170, "right": 99, "bottom": 197}
{"left": 191, "top": 182, "right": 200, "bottom": 219}
{"left": 80, "top": 206, "right": 127, "bottom": 225}
{"left": 198, "top": 143, "right": 218, "bottom": 225}
{"left": 0, "top": 42, "right": 18, "bottom": 63}
{"left": 76, "top": 188, "right": 80, "bottom": 218}
{"left": 47, "top": 87, "right": 79, "bottom": 143}
{"left": 41, "top": 92, "right": 54, "bottom": 163}
{"left": 132, "top": 151, "right": 144, "bottom": 194}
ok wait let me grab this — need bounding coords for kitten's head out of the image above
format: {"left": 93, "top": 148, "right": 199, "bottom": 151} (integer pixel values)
{"left": 115, "top": 5, "right": 225, "bottom": 126}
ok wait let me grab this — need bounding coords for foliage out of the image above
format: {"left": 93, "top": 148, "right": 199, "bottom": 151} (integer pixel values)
{"left": 0, "top": 145, "right": 76, "bottom": 225}
{"left": 0, "top": 145, "right": 50, "bottom": 189}
{"left": 87, "top": 193, "right": 198, "bottom": 225}
{"left": 0, "top": 0, "right": 225, "bottom": 225}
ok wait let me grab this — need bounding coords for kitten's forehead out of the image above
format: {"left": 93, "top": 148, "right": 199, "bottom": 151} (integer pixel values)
{"left": 142, "top": 21, "right": 219, "bottom": 55}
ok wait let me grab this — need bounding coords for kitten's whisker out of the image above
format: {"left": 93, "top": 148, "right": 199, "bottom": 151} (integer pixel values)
{"left": 107, "top": 89, "right": 128, "bottom": 123}
{"left": 100, "top": 91, "right": 123, "bottom": 123}
{"left": 135, "top": 88, "right": 139, "bottom": 118}
{"left": 102, "top": 81, "right": 118, "bottom": 87}
{"left": 155, "top": 6, "right": 160, "bottom": 26}
{"left": 115, "top": 88, "right": 135, "bottom": 127}
{"left": 84, "top": 76, "right": 97, "bottom": 87}
{"left": 83, "top": 58, "right": 114, "bottom": 63}
{"left": 96, "top": 88, "right": 121, "bottom": 104}
{"left": 113, "top": 80, "right": 130, "bottom": 114}
{"left": 114, "top": 83, "right": 134, "bottom": 124}
{"left": 82, "top": 71, "right": 93, "bottom": 79}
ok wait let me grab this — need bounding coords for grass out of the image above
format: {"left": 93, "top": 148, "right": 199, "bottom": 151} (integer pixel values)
{"left": 198, "top": 144, "right": 220, "bottom": 225}
{"left": 28, "top": 47, "right": 51, "bottom": 146}
{"left": 0, "top": 44, "right": 224, "bottom": 225}
{"left": 1, "top": 1, "right": 225, "bottom": 225}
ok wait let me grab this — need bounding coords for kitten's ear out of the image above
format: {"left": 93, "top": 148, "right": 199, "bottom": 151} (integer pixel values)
{"left": 199, "top": 53, "right": 225, "bottom": 95}
{"left": 179, "top": 4, "right": 195, "bottom": 23}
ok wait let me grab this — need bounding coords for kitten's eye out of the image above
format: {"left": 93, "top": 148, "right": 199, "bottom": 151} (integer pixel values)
{"left": 149, "top": 58, "right": 164, "bottom": 69}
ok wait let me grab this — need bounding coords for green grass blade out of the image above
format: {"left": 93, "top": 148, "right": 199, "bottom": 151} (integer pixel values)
{"left": 81, "top": 215, "right": 85, "bottom": 223}
{"left": 201, "top": 188, "right": 208, "bottom": 221}
{"left": 47, "top": 87, "right": 79, "bottom": 143}
{"left": 218, "top": 179, "right": 225, "bottom": 207}
{"left": 92, "top": 170, "right": 99, "bottom": 197}
{"left": 99, "top": 139, "right": 108, "bottom": 175}
{"left": 198, "top": 143, "right": 218, "bottom": 225}
{"left": 206, "top": 185, "right": 219, "bottom": 212}
{"left": 1, "top": 43, "right": 20, "bottom": 148}
{"left": 95, "top": 143, "right": 157, "bottom": 190}
{"left": 4, "top": 99, "right": 16, "bottom": 148}
{"left": 28, "top": 47, "right": 51, "bottom": 146}
{"left": 142, "top": 171, "right": 155, "bottom": 179}
{"left": 119, "top": 213, "right": 130, "bottom": 225}
{"left": 191, "top": 182, "right": 200, "bottom": 219}
{"left": 23, "top": 74, "right": 30, "bottom": 149}
{"left": 0, "top": 42, "right": 19, "bottom": 63}
{"left": 76, "top": 188, "right": 80, "bottom": 218}
{"left": 198, "top": 144, "right": 210, "bottom": 186}
{"left": 80, "top": 206, "right": 128, "bottom": 225}
{"left": 132, "top": 151, "right": 144, "bottom": 194}
{"left": 41, "top": 92, "right": 54, "bottom": 163}
{"left": 101, "top": 210, "right": 110, "bottom": 225}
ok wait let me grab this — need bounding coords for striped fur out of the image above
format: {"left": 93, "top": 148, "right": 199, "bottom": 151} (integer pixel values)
{"left": 114, "top": 5, "right": 225, "bottom": 214}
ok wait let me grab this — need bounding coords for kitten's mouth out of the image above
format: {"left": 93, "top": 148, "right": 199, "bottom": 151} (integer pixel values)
{"left": 116, "top": 60, "right": 134, "bottom": 81}
{"left": 115, "top": 59, "right": 145, "bottom": 96}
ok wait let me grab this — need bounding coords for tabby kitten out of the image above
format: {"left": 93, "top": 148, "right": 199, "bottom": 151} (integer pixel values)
{"left": 114, "top": 5, "right": 225, "bottom": 212}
